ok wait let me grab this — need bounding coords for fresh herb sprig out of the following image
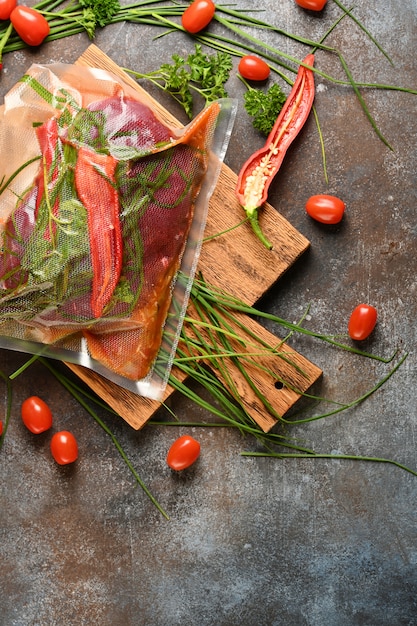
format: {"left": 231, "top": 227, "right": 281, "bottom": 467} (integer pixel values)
{"left": 78, "top": 0, "right": 120, "bottom": 28}
{"left": 124, "top": 44, "right": 233, "bottom": 118}
{"left": 241, "top": 79, "right": 287, "bottom": 135}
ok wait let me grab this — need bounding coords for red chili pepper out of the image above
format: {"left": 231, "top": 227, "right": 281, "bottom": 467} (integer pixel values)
{"left": 236, "top": 53, "right": 315, "bottom": 249}
{"left": 75, "top": 147, "right": 123, "bottom": 318}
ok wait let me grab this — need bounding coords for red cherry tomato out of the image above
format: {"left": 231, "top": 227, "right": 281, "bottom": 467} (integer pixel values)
{"left": 10, "top": 6, "right": 50, "bottom": 46}
{"left": 21, "top": 396, "right": 53, "bottom": 434}
{"left": 305, "top": 194, "right": 345, "bottom": 224}
{"left": 167, "top": 435, "right": 200, "bottom": 471}
{"left": 50, "top": 431, "right": 78, "bottom": 465}
{"left": 238, "top": 55, "right": 270, "bottom": 81}
{"left": 181, "top": 0, "right": 215, "bottom": 34}
{"left": 348, "top": 304, "right": 378, "bottom": 341}
{"left": 0, "top": 420, "right": 3, "bottom": 436}
{"left": 294, "top": 0, "right": 328, "bottom": 10}
{"left": 0, "top": 0, "right": 17, "bottom": 21}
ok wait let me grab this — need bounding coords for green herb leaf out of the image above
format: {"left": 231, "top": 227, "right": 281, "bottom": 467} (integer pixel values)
{"left": 79, "top": 0, "right": 121, "bottom": 28}
{"left": 125, "top": 44, "right": 232, "bottom": 118}
{"left": 188, "top": 45, "right": 233, "bottom": 101}
{"left": 244, "top": 83, "right": 287, "bottom": 135}
{"left": 77, "top": 8, "right": 97, "bottom": 39}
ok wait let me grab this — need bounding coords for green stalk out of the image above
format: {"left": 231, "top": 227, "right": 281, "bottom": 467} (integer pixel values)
{"left": 202, "top": 217, "right": 249, "bottom": 242}
{"left": 216, "top": 3, "right": 335, "bottom": 50}
{"left": 282, "top": 351, "right": 408, "bottom": 425}
{"left": 331, "top": 0, "right": 394, "bottom": 65}
{"left": 338, "top": 51, "right": 393, "bottom": 149}
{"left": 189, "top": 276, "right": 397, "bottom": 363}
{"left": 189, "top": 294, "right": 283, "bottom": 419}
{"left": 0, "top": 368, "right": 13, "bottom": 452}
{"left": 242, "top": 451, "right": 417, "bottom": 477}
{"left": 9, "top": 354, "right": 41, "bottom": 379}
{"left": 40, "top": 358, "right": 170, "bottom": 520}
{"left": 0, "top": 156, "right": 41, "bottom": 196}
{"left": 164, "top": 353, "right": 413, "bottom": 474}
{"left": 210, "top": 13, "right": 407, "bottom": 150}
{"left": 0, "top": 22, "right": 13, "bottom": 68}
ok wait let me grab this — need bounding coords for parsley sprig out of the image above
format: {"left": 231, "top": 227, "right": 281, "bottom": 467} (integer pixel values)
{"left": 124, "top": 44, "right": 233, "bottom": 118}
{"left": 243, "top": 82, "right": 287, "bottom": 136}
{"left": 78, "top": 0, "right": 121, "bottom": 28}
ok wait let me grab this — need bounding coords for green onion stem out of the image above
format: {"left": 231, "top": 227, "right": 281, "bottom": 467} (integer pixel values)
{"left": 331, "top": 0, "right": 394, "bottom": 65}
{"left": 242, "top": 451, "right": 417, "bottom": 477}
{"left": 282, "top": 351, "right": 408, "bottom": 425}
{"left": 39, "top": 358, "right": 170, "bottom": 520}
{"left": 0, "top": 368, "right": 13, "bottom": 451}
{"left": 189, "top": 276, "right": 397, "bottom": 364}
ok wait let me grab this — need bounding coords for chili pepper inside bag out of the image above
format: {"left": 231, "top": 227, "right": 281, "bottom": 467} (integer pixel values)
{"left": 0, "top": 63, "right": 236, "bottom": 398}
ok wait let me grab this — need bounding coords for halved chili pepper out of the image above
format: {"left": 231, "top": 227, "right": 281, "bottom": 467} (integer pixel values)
{"left": 75, "top": 147, "right": 123, "bottom": 318}
{"left": 236, "top": 53, "right": 315, "bottom": 249}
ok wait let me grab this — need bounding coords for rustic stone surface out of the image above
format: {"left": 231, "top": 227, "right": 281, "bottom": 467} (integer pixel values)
{"left": 0, "top": 1, "right": 416, "bottom": 624}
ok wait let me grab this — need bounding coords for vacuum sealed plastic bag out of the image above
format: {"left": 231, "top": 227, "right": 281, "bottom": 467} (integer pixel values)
{"left": 0, "top": 63, "right": 236, "bottom": 399}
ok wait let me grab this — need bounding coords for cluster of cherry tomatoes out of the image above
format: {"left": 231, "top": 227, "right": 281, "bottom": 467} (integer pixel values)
{"left": 20, "top": 396, "right": 78, "bottom": 465}
{"left": 16, "top": 396, "right": 201, "bottom": 471}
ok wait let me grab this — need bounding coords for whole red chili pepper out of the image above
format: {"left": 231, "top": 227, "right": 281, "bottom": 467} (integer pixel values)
{"left": 236, "top": 53, "right": 315, "bottom": 249}
{"left": 75, "top": 147, "right": 123, "bottom": 318}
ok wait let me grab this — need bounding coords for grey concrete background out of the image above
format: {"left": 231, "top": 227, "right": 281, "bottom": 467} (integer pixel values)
{"left": 0, "top": 1, "right": 416, "bottom": 624}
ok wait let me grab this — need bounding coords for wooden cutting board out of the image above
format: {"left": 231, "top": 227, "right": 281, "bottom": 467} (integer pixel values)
{"left": 65, "top": 45, "right": 322, "bottom": 432}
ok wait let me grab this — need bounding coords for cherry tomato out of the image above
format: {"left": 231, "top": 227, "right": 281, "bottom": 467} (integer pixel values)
{"left": 305, "top": 194, "right": 345, "bottom": 224}
{"left": 50, "top": 431, "right": 78, "bottom": 465}
{"left": 0, "top": 0, "right": 17, "bottom": 21}
{"left": 348, "top": 304, "right": 378, "bottom": 341}
{"left": 181, "top": 0, "right": 215, "bottom": 34}
{"left": 294, "top": 0, "right": 328, "bottom": 10}
{"left": 238, "top": 55, "right": 270, "bottom": 81}
{"left": 167, "top": 435, "right": 200, "bottom": 471}
{"left": 10, "top": 6, "right": 50, "bottom": 46}
{"left": 0, "top": 420, "right": 3, "bottom": 436}
{"left": 21, "top": 396, "right": 53, "bottom": 434}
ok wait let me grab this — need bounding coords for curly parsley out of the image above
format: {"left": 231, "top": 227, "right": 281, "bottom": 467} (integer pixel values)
{"left": 243, "top": 83, "right": 287, "bottom": 135}
{"left": 79, "top": 0, "right": 121, "bottom": 28}
{"left": 125, "top": 45, "right": 233, "bottom": 118}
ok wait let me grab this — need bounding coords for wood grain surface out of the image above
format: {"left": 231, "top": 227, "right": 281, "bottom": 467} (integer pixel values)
{"left": 66, "top": 45, "right": 322, "bottom": 432}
